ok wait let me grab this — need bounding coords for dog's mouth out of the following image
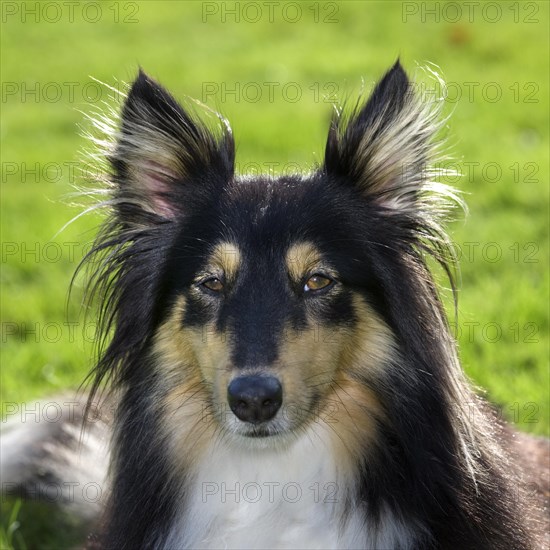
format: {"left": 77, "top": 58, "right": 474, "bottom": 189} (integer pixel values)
{"left": 236, "top": 423, "right": 277, "bottom": 438}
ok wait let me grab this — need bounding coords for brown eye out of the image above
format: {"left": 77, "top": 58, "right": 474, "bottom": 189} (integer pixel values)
{"left": 304, "top": 274, "right": 333, "bottom": 292}
{"left": 202, "top": 277, "right": 224, "bottom": 292}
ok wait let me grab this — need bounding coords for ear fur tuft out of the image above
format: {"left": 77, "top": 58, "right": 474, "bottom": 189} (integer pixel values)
{"left": 108, "top": 70, "right": 235, "bottom": 224}
{"left": 324, "top": 61, "right": 462, "bottom": 221}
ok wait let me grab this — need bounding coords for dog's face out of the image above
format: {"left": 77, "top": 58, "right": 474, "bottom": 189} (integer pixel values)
{"left": 99, "top": 63, "right": 454, "bottom": 450}
{"left": 153, "top": 174, "right": 394, "bottom": 442}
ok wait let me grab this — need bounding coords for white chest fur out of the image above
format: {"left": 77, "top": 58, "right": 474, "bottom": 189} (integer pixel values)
{"left": 163, "top": 432, "right": 414, "bottom": 549}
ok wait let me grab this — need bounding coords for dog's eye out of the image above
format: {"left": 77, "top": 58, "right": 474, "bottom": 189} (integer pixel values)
{"left": 201, "top": 277, "right": 224, "bottom": 292}
{"left": 304, "top": 274, "right": 333, "bottom": 292}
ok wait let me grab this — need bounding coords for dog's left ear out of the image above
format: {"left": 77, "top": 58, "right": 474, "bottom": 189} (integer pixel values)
{"left": 110, "top": 70, "right": 235, "bottom": 224}
{"left": 323, "top": 61, "right": 444, "bottom": 213}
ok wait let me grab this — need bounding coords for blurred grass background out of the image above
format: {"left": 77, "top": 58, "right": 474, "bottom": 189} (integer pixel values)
{"left": 1, "top": 2, "right": 548, "bottom": 449}
{"left": 1, "top": 1, "right": 548, "bottom": 548}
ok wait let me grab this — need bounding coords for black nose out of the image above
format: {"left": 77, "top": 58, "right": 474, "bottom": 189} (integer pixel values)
{"left": 227, "top": 376, "right": 283, "bottom": 424}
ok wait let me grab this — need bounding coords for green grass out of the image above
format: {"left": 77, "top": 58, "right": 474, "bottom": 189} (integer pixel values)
{"left": 1, "top": 3, "right": 548, "bottom": 428}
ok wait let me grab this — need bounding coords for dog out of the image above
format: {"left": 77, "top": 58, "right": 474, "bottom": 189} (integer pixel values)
{"left": 3, "top": 62, "right": 548, "bottom": 549}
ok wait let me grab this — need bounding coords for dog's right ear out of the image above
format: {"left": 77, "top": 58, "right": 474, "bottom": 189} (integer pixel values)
{"left": 110, "top": 70, "right": 235, "bottom": 224}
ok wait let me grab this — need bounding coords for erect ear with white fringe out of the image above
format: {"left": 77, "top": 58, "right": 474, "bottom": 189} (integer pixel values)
{"left": 324, "top": 61, "right": 451, "bottom": 215}
{"left": 111, "top": 70, "right": 235, "bottom": 223}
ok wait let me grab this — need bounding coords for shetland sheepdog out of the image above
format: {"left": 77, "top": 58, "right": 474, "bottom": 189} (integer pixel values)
{"left": 73, "top": 61, "right": 548, "bottom": 549}
{"left": 13, "top": 62, "right": 548, "bottom": 549}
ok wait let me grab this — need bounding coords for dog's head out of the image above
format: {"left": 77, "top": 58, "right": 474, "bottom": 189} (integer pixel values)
{"left": 87, "top": 63, "right": 460, "bottom": 450}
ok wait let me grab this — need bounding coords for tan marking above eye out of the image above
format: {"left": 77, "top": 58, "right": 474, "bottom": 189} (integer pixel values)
{"left": 286, "top": 242, "right": 324, "bottom": 282}
{"left": 304, "top": 274, "right": 333, "bottom": 292}
{"left": 208, "top": 242, "right": 241, "bottom": 282}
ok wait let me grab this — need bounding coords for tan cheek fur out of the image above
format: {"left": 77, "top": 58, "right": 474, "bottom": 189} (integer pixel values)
{"left": 323, "top": 298, "right": 395, "bottom": 459}
{"left": 341, "top": 295, "right": 398, "bottom": 380}
{"left": 152, "top": 296, "right": 232, "bottom": 471}
{"left": 274, "top": 294, "right": 394, "bottom": 454}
